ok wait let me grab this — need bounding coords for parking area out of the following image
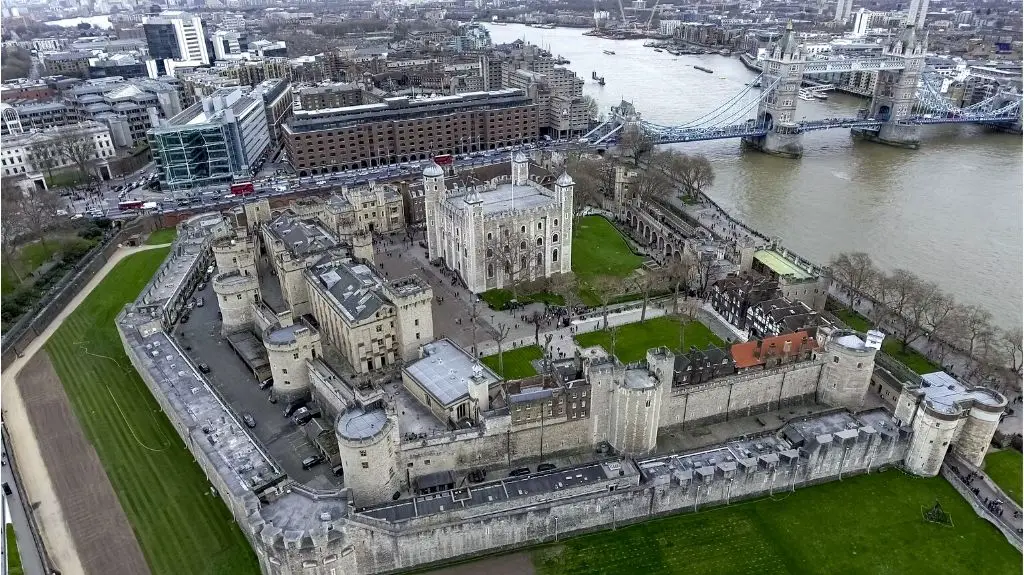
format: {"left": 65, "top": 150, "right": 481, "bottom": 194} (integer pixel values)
{"left": 172, "top": 281, "right": 340, "bottom": 487}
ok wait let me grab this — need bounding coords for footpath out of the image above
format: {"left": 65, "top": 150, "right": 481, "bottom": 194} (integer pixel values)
{"left": 1, "top": 242, "right": 171, "bottom": 575}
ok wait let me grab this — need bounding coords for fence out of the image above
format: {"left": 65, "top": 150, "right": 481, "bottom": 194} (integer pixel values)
{"left": 1, "top": 424, "right": 57, "bottom": 574}
{"left": 1, "top": 216, "right": 155, "bottom": 368}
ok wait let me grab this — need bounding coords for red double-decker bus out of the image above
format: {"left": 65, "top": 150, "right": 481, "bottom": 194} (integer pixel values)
{"left": 433, "top": 154, "right": 454, "bottom": 166}
{"left": 118, "top": 200, "right": 144, "bottom": 211}
{"left": 230, "top": 181, "right": 255, "bottom": 196}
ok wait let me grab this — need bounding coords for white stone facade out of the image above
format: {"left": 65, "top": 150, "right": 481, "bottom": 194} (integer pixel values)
{"left": 424, "top": 155, "right": 574, "bottom": 293}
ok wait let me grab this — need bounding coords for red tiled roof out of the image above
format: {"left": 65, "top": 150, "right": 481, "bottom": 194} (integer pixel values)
{"left": 731, "top": 330, "right": 818, "bottom": 369}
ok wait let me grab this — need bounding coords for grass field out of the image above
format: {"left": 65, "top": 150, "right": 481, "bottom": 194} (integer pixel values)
{"left": 479, "top": 289, "right": 565, "bottom": 310}
{"left": 571, "top": 216, "right": 645, "bottom": 283}
{"left": 533, "top": 471, "right": 1020, "bottom": 575}
{"left": 832, "top": 309, "right": 941, "bottom": 374}
{"left": 481, "top": 345, "right": 543, "bottom": 379}
{"left": 5, "top": 525, "right": 23, "bottom": 575}
{"left": 575, "top": 316, "right": 724, "bottom": 363}
{"left": 145, "top": 227, "right": 178, "bottom": 245}
{"left": 985, "top": 449, "right": 1023, "bottom": 506}
{"left": 44, "top": 248, "right": 260, "bottom": 575}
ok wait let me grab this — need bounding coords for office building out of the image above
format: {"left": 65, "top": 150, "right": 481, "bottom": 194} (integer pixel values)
{"left": 149, "top": 87, "right": 269, "bottom": 190}
{"left": 144, "top": 12, "right": 211, "bottom": 74}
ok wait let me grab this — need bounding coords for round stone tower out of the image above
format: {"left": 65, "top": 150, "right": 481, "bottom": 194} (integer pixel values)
{"left": 212, "top": 235, "right": 256, "bottom": 276}
{"left": 212, "top": 271, "right": 260, "bottom": 336}
{"left": 952, "top": 389, "right": 1007, "bottom": 467}
{"left": 263, "top": 319, "right": 322, "bottom": 401}
{"left": 817, "top": 329, "right": 883, "bottom": 409}
{"left": 336, "top": 406, "right": 401, "bottom": 506}
{"left": 904, "top": 400, "right": 961, "bottom": 477}
{"left": 607, "top": 368, "right": 663, "bottom": 456}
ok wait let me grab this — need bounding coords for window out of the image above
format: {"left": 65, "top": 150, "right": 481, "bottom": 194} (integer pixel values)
{"left": 415, "top": 332, "right": 420, "bottom": 339}
{"left": 537, "top": 238, "right": 543, "bottom": 246}
{"left": 282, "top": 368, "right": 288, "bottom": 374}
{"left": 552, "top": 233, "right": 559, "bottom": 242}
{"left": 486, "top": 248, "right": 493, "bottom": 257}
{"left": 520, "top": 225, "right": 526, "bottom": 233}
{"left": 487, "top": 232, "right": 493, "bottom": 240}
{"left": 414, "top": 319, "right": 419, "bottom": 326}
{"left": 552, "top": 248, "right": 559, "bottom": 262}
{"left": 293, "top": 353, "right": 299, "bottom": 359}
{"left": 424, "top": 459, "right": 431, "bottom": 465}
{"left": 376, "top": 325, "right": 382, "bottom": 332}
{"left": 857, "top": 362, "right": 863, "bottom": 368}
{"left": 361, "top": 462, "right": 369, "bottom": 469}
{"left": 537, "top": 222, "right": 543, "bottom": 229}
{"left": 237, "top": 294, "right": 242, "bottom": 300}
{"left": 360, "top": 450, "right": 367, "bottom": 456}
{"left": 833, "top": 356, "right": 839, "bottom": 363}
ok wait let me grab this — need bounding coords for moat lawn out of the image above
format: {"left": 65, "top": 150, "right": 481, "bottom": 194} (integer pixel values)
{"left": 574, "top": 316, "right": 724, "bottom": 363}
{"left": 6, "top": 525, "right": 23, "bottom": 575}
{"left": 571, "top": 216, "right": 645, "bottom": 282}
{"left": 832, "top": 309, "right": 941, "bottom": 375}
{"left": 482, "top": 345, "right": 543, "bottom": 379}
{"left": 479, "top": 289, "right": 565, "bottom": 310}
{"left": 44, "top": 248, "right": 260, "bottom": 575}
{"left": 532, "top": 470, "right": 1020, "bottom": 575}
{"left": 145, "top": 226, "right": 178, "bottom": 245}
{"left": 985, "top": 449, "right": 1023, "bottom": 505}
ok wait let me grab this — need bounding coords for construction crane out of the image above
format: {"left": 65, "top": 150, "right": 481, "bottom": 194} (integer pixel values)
{"left": 617, "top": 0, "right": 631, "bottom": 26}
{"left": 645, "top": 0, "right": 662, "bottom": 30}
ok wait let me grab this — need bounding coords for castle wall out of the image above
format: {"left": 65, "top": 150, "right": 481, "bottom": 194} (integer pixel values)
{"left": 660, "top": 361, "right": 823, "bottom": 429}
{"left": 339, "top": 417, "right": 403, "bottom": 506}
{"left": 904, "top": 406, "right": 959, "bottom": 477}
{"left": 952, "top": 405, "right": 1002, "bottom": 467}
{"left": 344, "top": 428, "right": 909, "bottom": 575}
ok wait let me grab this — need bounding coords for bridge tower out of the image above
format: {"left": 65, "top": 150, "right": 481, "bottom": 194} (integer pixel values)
{"left": 743, "top": 22, "right": 806, "bottom": 158}
{"left": 853, "top": 24, "right": 927, "bottom": 148}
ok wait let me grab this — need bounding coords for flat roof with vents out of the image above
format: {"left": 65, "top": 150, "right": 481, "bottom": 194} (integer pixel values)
{"left": 404, "top": 338, "right": 501, "bottom": 407}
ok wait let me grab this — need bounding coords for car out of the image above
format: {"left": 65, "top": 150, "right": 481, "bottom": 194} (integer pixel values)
{"left": 508, "top": 467, "right": 531, "bottom": 477}
{"left": 302, "top": 455, "right": 324, "bottom": 470}
{"left": 467, "top": 469, "right": 487, "bottom": 483}
{"left": 187, "top": 299, "right": 196, "bottom": 310}
{"left": 196, "top": 297, "right": 205, "bottom": 308}
{"left": 283, "top": 400, "right": 306, "bottom": 417}
{"left": 198, "top": 362, "right": 211, "bottom": 374}
{"left": 259, "top": 377, "right": 274, "bottom": 390}
{"left": 180, "top": 312, "right": 190, "bottom": 324}
{"left": 537, "top": 463, "right": 557, "bottom": 472}
{"left": 206, "top": 265, "right": 215, "bottom": 275}
{"left": 242, "top": 413, "right": 256, "bottom": 428}
{"left": 332, "top": 463, "right": 344, "bottom": 476}
{"left": 196, "top": 282, "right": 206, "bottom": 291}
{"left": 267, "top": 392, "right": 278, "bottom": 404}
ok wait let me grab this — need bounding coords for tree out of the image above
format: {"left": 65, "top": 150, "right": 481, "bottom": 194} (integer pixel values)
{"left": 829, "top": 252, "right": 876, "bottom": 298}
{"left": 668, "top": 153, "right": 715, "bottom": 199}
{"left": 629, "top": 153, "right": 673, "bottom": 203}
{"left": 664, "top": 251, "right": 696, "bottom": 314}
{"left": 551, "top": 273, "right": 582, "bottom": 314}
{"left": 892, "top": 275, "right": 942, "bottom": 352}
{"left": 526, "top": 309, "right": 545, "bottom": 346}
{"left": 493, "top": 323, "right": 512, "bottom": 377}
{"left": 693, "top": 251, "right": 718, "bottom": 298}
{"left": 589, "top": 275, "right": 620, "bottom": 329}
{"left": 26, "top": 140, "right": 60, "bottom": 182}
{"left": 677, "top": 299, "right": 702, "bottom": 353}
{"left": 18, "top": 188, "right": 62, "bottom": 249}
{"left": 874, "top": 269, "right": 920, "bottom": 332}
{"left": 631, "top": 268, "right": 666, "bottom": 323}
{"left": 55, "top": 128, "right": 100, "bottom": 180}
{"left": 0, "top": 189, "right": 26, "bottom": 283}
{"left": 567, "top": 156, "right": 611, "bottom": 223}
{"left": 1000, "top": 326, "right": 1023, "bottom": 382}
{"left": 949, "top": 304, "right": 993, "bottom": 359}
{"left": 619, "top": 125, "right": 653, "bottom": 165}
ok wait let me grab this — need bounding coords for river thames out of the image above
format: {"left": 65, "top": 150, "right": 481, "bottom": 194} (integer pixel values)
{"left": 486, "top": 24, "right": 1022, "bottom": 328}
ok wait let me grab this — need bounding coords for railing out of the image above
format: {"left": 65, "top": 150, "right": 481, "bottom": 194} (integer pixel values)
{"left": 1, "top": 424, "right": 57, "bottom": 574}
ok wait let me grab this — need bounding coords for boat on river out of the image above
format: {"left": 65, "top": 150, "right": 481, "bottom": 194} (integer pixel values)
{"left": 694, "top": 65, "right": 714, "bottom": 74}
{"left": 603, "top": 50, "right": 616, "bottom": 55}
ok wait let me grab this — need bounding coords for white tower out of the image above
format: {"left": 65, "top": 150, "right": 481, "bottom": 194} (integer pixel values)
{"left": 422, "top": 162, "right": 445, "bottom": 262}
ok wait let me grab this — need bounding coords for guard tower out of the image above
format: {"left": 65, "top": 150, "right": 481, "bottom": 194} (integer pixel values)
{"left": 744, "top": 22, "right": 806, "bottom": 158}
{"left": 854, "top": 24, "right": 927, "bottom": 148}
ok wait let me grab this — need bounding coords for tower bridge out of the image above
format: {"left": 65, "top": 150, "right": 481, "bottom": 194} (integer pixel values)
{"left": 580, "top": 23, "right": 1022, "bottom": 158}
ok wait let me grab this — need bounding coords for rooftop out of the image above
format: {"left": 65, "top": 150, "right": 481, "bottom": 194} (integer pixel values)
{"left": 313, "top": 260, "right": 387, "bottom": 323}
{"left": 916, "top": 371, "right": 1006, "bottom": 415}
{"left": 267, "top": 213, "right": 338, "bottom": 257}
{"left": 404, "top": 339, "right": 502, "bottom": 407}
{"left": 337, "top": 406, "right": 390, "bottom": 441}
{"left": 451, "top": 183, "right": 556, "bottom": 215}
{"left": 754, "top": 249, "right": 814, "bottom": 281}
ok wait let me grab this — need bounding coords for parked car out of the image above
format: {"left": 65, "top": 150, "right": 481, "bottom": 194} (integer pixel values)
{"left": 283, "top": 400, "right": 306, "bottom": 417}
{"left": 468, "top": 469, "right": 487, "bottom": 483}
{"left": 198, "top": 363, "right": 211, "bottom": 374}
{"left": 332, "top": 463, "right": 344, "bottom": 476}
{"left": 259, "top": 378, "right": 274, "bottom": 390}
{"left": 180, "top": 313, "right": 190, "bottom": 324}
{"left": 242, "top": 413, "right": 256, "bottom": 428}
{"left": 537, "top": 463, "right": 557, "bottom": 472}
{"left": 196, "top": 282, "right": 206, "bottom": 291}
{"left": 302, "top": 455, "right": 324, "bottom": 470}
{"left": 508, "top": 467, "right": 531, "bottom": 477}
{"left": 196, "top": 297, "right": 205, "bottom": 308}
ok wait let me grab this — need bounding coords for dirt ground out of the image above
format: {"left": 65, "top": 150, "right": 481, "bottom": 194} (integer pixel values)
{"left": 419, "top": 552, "right": 538, "bottom": 575}
{"left": 16, "top": 352, "right": 150, "bottom": 575}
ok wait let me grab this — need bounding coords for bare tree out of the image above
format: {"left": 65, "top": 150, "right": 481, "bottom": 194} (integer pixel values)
{"left": 631, "top": 268, "right": 666, "bottom": 323}
{"left": 829, "top": 252, "right": 876, "bottom": 298}
{"left": 0, "top": 189, "right": 26, "bottom": 283}
{"left": 664, "top": 251, "right": 696, "bottom": 314}
{"left": 874, "top": 269, "right": 919, "bottom": 333}
{"left": 893, "top": 276, "right": 942, "bottom": 352}
{"left": 949, "top": 304, "right": 993, "bottom": 359}
{"left": 18, "top": 188, "right": 62, "bottom": 249}
{"left": 552, "top": 273, "right": 582, "bottom": 314}
{"left": 26, "top": 140, "right": 60, "bottom": 182}
{"left": 666, "top": 153, "right": 714, "bottom": 199}
{"left": 589, "top": 275, "right": 621, "bottom": 329}
{"left": 567, "top": 156, "right": 612, "bottom": 222}
{"left": 493, "top": 322, "right": 512, "bottom": 377}
{"left": 1000, "top": 326, "right": 1023, "bottom": 382}
{"left": 677, "top": 298, "right": 702, "bottom": 353}
{"left": 630, "top": 158, "right": 673, "bottom": 204}
{"left": 55, "top": 128, "right": 100, "bottom": 180}
{"left": 693, "top": 251, "right": 717, "bottom": 298}
{"left": 619, "top": 125, "right": 653, "bottom": 165}
{"left": 526, "top": 309, "right": 544, "bottom": 346}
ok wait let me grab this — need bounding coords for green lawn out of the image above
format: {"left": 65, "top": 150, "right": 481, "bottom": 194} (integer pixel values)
{"left": 533, "top": 471, "right": 1020, "bottom": 575}
{"left": 481, "top": 345, "right": 543, "bottom": 379}
{"left": 6, "top": 525, "right": 23, "bottom": 575}
{"left": 832, "top": 309, "right": 941, "bottom": 375}
{"left": 145, "top": 227, "right": 178, "bottom": 245}
{"left": 575, "top": 316, "right": 724, "bottom": 363}
{"left": 479, "top": 289, "right": 565, "bottom": 310}
{"left": 44, "top": 248, "right": 260, "bottom": 575}
{"left": 985, "top": 450, "right": 1023, "bottom": 506}
{"left": 571, "top": 216, "right": 645, "bottom": 283}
